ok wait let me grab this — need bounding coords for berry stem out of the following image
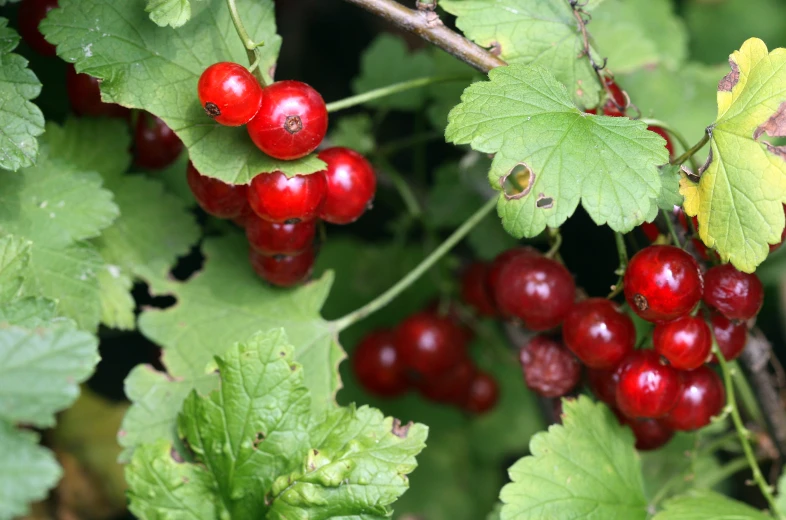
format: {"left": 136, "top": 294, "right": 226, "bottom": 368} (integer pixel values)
{"left": 325, "top": 75, "right": 472, "bottom": 113}
{"left": 225, "top": 0, "right": 267, "bottom": 85}
{"left": 377, "top": 131, "right": 443, "bottom": 156}
{"left": 332, "top": 196, "right": 498, "bottom": 331}
{"left": 545, "top": 227, "right": 562, "bottom": 259}
{"left": 640, "top": 118, "right": 699, "bottom": 173}
{"left": 607, "top": 232, "right": 627, "bottom": 298}
{"left": 375, "top": 155, "right": 423, "bottom": 219}
{"left": 672, "top": 131, "right": 710, "bottom": 171}
{"left": 663, "top": 211, "right": 682, "bottom": 248}
{"left": 731, "top": 360, "right": 765, "bottom": 425}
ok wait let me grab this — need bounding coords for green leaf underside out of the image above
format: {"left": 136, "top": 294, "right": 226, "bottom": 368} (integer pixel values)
{"left": 652, "top": 490, "right": 771, "bottom": 520}
{"left": 500, "top": 397, "right": 646, "bottom": 520}
{"left": 658, "top": 164, "right": 684, "bottom": 211}
{"left": 146, "top": 0, "right": 193, "bottom": 28}
{"left": 446, "top": 64, "right": 668, "bottom": 237}
{"left": 440, "top": 0, "right": 602, "bottom": 107}
{"left": 0, "top": 18, "right": 44, "bottom": 172}
{"left": 41, "top": 0, "right": 327, "bottom": 183}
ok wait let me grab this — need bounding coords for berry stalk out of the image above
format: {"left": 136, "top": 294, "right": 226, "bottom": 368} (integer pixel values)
{"left": 225, "top": 0, "right": 267, "bottom": 85}
{"left": 325, "top": 75, "right": 472, "bottom": 113}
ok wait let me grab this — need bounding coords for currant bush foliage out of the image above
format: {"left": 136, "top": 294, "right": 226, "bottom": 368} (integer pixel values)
{"left": 146, "top": 0, "right": 196, "bottom": 28}
{"left": 652, "top": 490, "right": 773, "bottom": 520}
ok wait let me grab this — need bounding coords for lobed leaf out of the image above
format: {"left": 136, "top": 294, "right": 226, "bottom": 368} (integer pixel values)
{"left": 0, "top": 234, "right": 30, "bottom": 302}
{"left": 652, "top": 490, "right": 771, "bottom": 520}
{"left": 146, "top": 0, "right": 195, "bottom": 28}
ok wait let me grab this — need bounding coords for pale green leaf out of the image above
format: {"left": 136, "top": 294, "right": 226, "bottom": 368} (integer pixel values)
{"left": 658, "top": 164, "right": 683, "bottom": 211}
{"left": 327, "top": 114, "right": 376, "bottom": 155}
{"left": 146, "top": 0, "right": 194, "bottom": 28}
{"left": 0, "top": 234, "right": 30, "bottom": 302}
{"left": 97, "top": 263, "right": 135, "bottom": 330}
{"left": 0, "top": 297, "right": 58, "bottom": 328}
{"left": 652, "top": 490, "right": 771, "bottom": 520}
{"left": 44, "top": 118, "right": 132, "bottom": 180}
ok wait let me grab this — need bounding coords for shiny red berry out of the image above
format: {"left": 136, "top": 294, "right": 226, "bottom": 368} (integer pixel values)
{"left": 249, "top": 247, "right": 315, "bottom": 287}
{"left": 486, "top": 247, "right": 540, "bottom": 298}
{"left": 624, "top": 417, "right": 675, "bottom": 451}
{"left": 492, "top": 254, "right": 575, "bottom": 330}
{"left": 616, "top": 350, "right": 683, "bottom": 419}
{"left": 640, "top": 222, "right": 660, "bottom": 243}
{"left": 519, "top": 335, "right": 581, "bottom": 398}
{"left": 463, "top": 372, "right": 499, "bottom": 414}
{"left": 769, "top": 204, "right": 786, "bottom": 252}
{"left": 602, "top": 100, "right": 625, "bottom": 117}
{"left": 352, "top": 330, "right": 409, "bottom": 398}
{"left": 186, "top": 161, "right": 248, "bottom": 219}
{"left": 66, "top": 65, "right": 130, "bottom": 118}
{"left": 708, "top": 311, "right": 747, "bottom": 362}
{"left": 603, "top": 77, "right": 628, "bottom": 109}
{"left": 197, "top": 62, "right": 262, "bottom": 126}
{"left": 664, "top": 365, "right": 725, "bottom": 431}
{"left": 247, "top": 170, "right": 326, "bottom": 223}
{"left": 133, "top": 112, "right": 183, "bottom": 169}
{"left": 460, "top": 262, "right": 497, "bottom": 317}
{"left": 18, "top": 0, "right": 58, "bottom": 56}
{"left": 624, "top": 245, "right": 703, "bottom": 323}
{"left": 317, "top": 147, "right": 376, "bottom": 224}
{"left": 245, "top": 215, "right": 316, "bottom": 255}
{"left": 394, "top": 311, "right": 467, "bottom": 378}
{"left": 653, "top": 315, "right": 712, "bottom": 371}
{"left": 647, "top": 126, "right": 675, "bottom": 157}
{"left": 247, "top": 80, "right": 328, "bottom": 160}
{"left": 587, "top": 367, "right": 620, "bottom": 406}
{"left": 703, "top": 264, "right": 763, "bottom": 321}
{"left": 562, "top": 298, "right": 636, "bottom": 369}
{"left": 418, "top": 358, "right": 476, "bottom": 405}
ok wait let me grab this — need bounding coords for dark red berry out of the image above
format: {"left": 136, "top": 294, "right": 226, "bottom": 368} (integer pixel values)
{"left": 486, "top": 247, "right": 540, "bottom": 299}
{"left": 245, "top": 215, "right": 316, "bottom": 255}
{"left": 640, "top": 222, "right": 660, "bottom": 243}
{"left": 352, "top": 330, "right": 409, "bottom": 397}
{"left": 249, "top": 247, "right": 315, "bottom": 287}
{"left": 625, "top": 417, "right": 675, "bottom": 451}
{"left": 247, "top": 170, "right": 326, "bottom": 223}
{"left": 769, "top": 204, "right": 786, "bottom": 252}
{"left": 66, "top": 65, "right": 130, "bottom": 119}
{"left": 585, "top": 108, "right": 597, "bottom": 115}
{"left": 562, "top": 298, "right": 636, "bottom": 369}
{"left": 231, "top": 204, "right": 256, "bottom": 228}
{"left": 133, "top": 112, "right": 183, "bottom": 169}
{"left": 418, "top": 358, "right": 475, "bottom": 405}
{"left": 394, "top": 311, "right": 467, "bottom": 378}
{"left": 647, "top": 126, "right": 675, "bottom": 157}
{"left": 587, "top": 367, "right": 620, "bottom": 406}
{"left": 424, "top": 301, "right": 475, "bottom": 345}
{"left": 463, "top": 372, "right": 499, "bottom": 414}
{"left": 492, "top": 254, "right": 575, "bottom": 330}
{"left": 603, "top": 77, "right": 628, "bottom": 110}
{"left": 664, "top": 365, "right": 725, "bottom": 431}
{"left": 602, "top": 100, "right": 625, "bottom": 117}
{"left": 186, "top": 161, "right": 248, "bottom": 219}
{"left": 460, "top": 262, "right": 497, "bottom": 317}
{"left": 317, "top": 147, "right": 376, "bottom": 224}
{"left": 519, "top": 336, "right": 581, "bottom": 398}
{"left": 624, "top": 245, "right": 703, "bottom": 323}
{"left": 18, "top": 0, "right": 58, "bottom": 56}
{"left": 197, "top": 62, "right": 263, "bottom": 126}
{"left": 653, "top": 315, "right": 712, "bottom": 371}
{"left": 703, "top": 263, "right": 763, "bottom": 321}
{"left": 708, "top": 311, "right": 747, "bottom": 362}
{"left": 247, "top": 80, "right": 328, "bottom": 160}
{"left": 616, "top": 350, "right": 683, "bottom": 419}
{"left": 674, "top": 207, "right": 713, "bottom": 261}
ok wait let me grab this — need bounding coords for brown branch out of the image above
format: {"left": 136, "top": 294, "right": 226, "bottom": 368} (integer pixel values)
{"left": 342, "top": 0, "right": 506, "bottom": 73}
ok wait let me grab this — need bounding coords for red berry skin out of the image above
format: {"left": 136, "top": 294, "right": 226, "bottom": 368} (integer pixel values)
{"left": 247, "top": 80, "right": 328, "bottom": 160}
{"left": 624, "top": 245, "right": 703, "bottom": 323}
{"left": 625, "top": 417, "right": 675, "bottom": 451}
{"left": 663, "top": 365, "right": 725, "bottom": 431}
{"left": 463, "top": 372, "right": 499, "bottom": 414}
{"left": 709, "top": 311, "right": 747, "bottom": 362}
{"left": 487, "top": 247, "right": 540, "bottom": 299}
{"left": 134, "top": 112, "right": 184, "bottom": 169}
{"left": 66, "top": 65, "right": 130, "bottom": 118}
{"left": 587, "top": 367, "right": 620, "bottom": 406}
{"left": 616, "top": 350, "right": 683, "bottom": 419}
{"left": 247, "top": 170, "right": 327, "bottom": 223}
{"left": 519, "top": 336, "right": 581, "bottom": 398}
{"left": 562, "top": 298, "right": 636, "bottom": 369}
{"left": 418, "top": 359, "right": 476, "bottom": 405}
{"left": 245, "top": 215, "right": 316, "bottom": 255}
{"left": 394, "top": 311, "right": 467, "bottom": 378}
{"left": 602, "top": 100, "right": 625, "bottom": 117}
{"left": 317, "top": 147, "right": 376, "bottom": 224}
{"left": 249, "top": 247, "right": 315, "bottom": 288}
{"left": 703, "top": 264, "right": 764, "bottom": 321}
{"left": 197, "top": 62, "right": 263, "bottom": 126}
{"left": 603, "top": 77, "right": 628, "bottom": 109}
{"left": 492, "top": 254, "right": 575, "bottom": 331}
{"left": 18, "top": 0, "right": 58, "bottom": 56}
{"left": 647, "top": 126, "right": 675, "bottom": 157}
{"left": 640, "top": 222, "right": 660, "bottom": 243}
{"left": 352, "top": 330, "right": 409, "bottom": 398}
{"left": 653, "top": 315, "right": 712, "bottom": 371}
{"left": 460, "top": 262, "right": 497, "bottom": 317}
{"left": 186, "top": 162, "right": 248, "bottom": 219}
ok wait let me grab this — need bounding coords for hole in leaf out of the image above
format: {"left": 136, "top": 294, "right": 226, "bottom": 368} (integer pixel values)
{"left": 500, "top": 163, "right": 535, "bottom": 200}
{"left": 536, "top": 193, "right": 554, "bottom": 209}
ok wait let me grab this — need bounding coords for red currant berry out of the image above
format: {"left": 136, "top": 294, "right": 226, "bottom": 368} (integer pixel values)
{"left": 133, "top": 112, "right": 183, "bottom": 169}
{"left": 647, "top": 126, "right": 675, "bottom": 157}
{"left": 562, "top": 298, "right": 636, "bottom": 369}
{"left": 423, "top": 302, "right": 475, "bottom": 345}
{"left": 492, "top": 254, "right": 575, "bottom": 331}
{"left": 586, "top": 367, "right": 620, "bottom": 406}
{"left": 769, "top": 204, "right": 786, "bottom": 252}
{"left": 352, "top": 330, "right": 409, "bottom": 398}
{"left": 249, "top": 247, "right": 315, "bottom": 288}
{"left": 231, "top": 204, "right": 256, "bottom": 228}
{"left": 624, "top": 417, "right": 675, "bottom": 451}
{"left": 317, "top": 147, "right": 376, "bottom": 224}
{"left": 66, "top": 65, "right": 130, "bottom": 119}
{"left": 616, "top": 350, "right": 683, "bottom": 419}
{"left": 247, "top": 80, "right": 328, "bottom": 160}
{"left": 186, "top": 161, "right": 248, "bottom": 219}
{"left": 394, "top": 311, "right": 467, "bottom": 378}
{"left": 640, "top": 222, "right": 660, "bottom": 243}
{"left": 463, "top": 372, "right": 499, "bottom": 414}
{"left": 708, "top": 311, "right": 747, "bottom": 362}
{"left": 703, "top": 263, "right": 764, "bottom": 321}
{"left": 603, "top": 77, "right": 628, "bottom": 110}
{"left": 245, "top": 215, "right": 316, "bottom": 256}
{"left": 418, "top": 359, "right": 476, "bottom": 405}
{"left": 487, "top": 247, "right": 540, "bottom": 299}
{"left": 663, "top": 365, "right": 725, "bottom": 431}
{"left": 197, "top": 62, "right": 263, "bottom": 126}
{"left": 602, "top": 100, "right": 625, "bottom": 117}
{"left": 519, "top": 335, "right": 581, "bottom": 398}
{"left": 247, "top": 170, "right": 326, "bottom": 223}
{"left": 460, "top": 262, "right": 497, "bottom": 317}
{"left": 585, "top": 108, "right": 598, "bottom": 115}
{"left": 624, "top": 245, "right": 703, "bottom": 323}
{"left": 653, "top": 315, "right": 712, "bottom": 371}
{"left": 18, "top": 0, "right": 58, "bottom": 56}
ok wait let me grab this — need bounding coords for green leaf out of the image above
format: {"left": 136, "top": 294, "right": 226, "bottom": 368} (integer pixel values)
{"left": 0, "top": 421, "right": 61, "bottom": 519}
{"left": 680, "top": 38, "right": 786, "bottom": 272}
{"left": 446, "top": 64, "right": 668, "bottom": 237}
{"left": 439, "top": 0, "right": 602, "bottom": 107}
{"left": 44, "top": 118, "right": 131, "bottom": 180}
{"left": 776, "top": 469, "right": 786, "bottom": 516}
{"left": 652, "top": 490, "right": 771, "bottom": 520}
{"left": 500, "top": 396, "right": 646, "bottom": 520}
{"left": 41, "top": 0, "right": 327, "bottom": 184}
{"left": 0, "top": 234, "right": 30, "bottom": 302}
{"left": 96, "top": 264, "right": 135, "bottom": 330}
{"left": 657, "top": 164, "right": 683, "bottom": 211}
{"left": 327, "top": 114, "right": 376, "bottom": 155}
{"left": 146, "top": 0, "right": 194, "bottom": 28}
{"left": 0, "top": 297, "right": 57, "bottom": 328}
{"left": 0, "top": 18, "right": 44, "bottom": 172}
{"left": 426, "top": 48, "right": 480, "bottom": 129}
